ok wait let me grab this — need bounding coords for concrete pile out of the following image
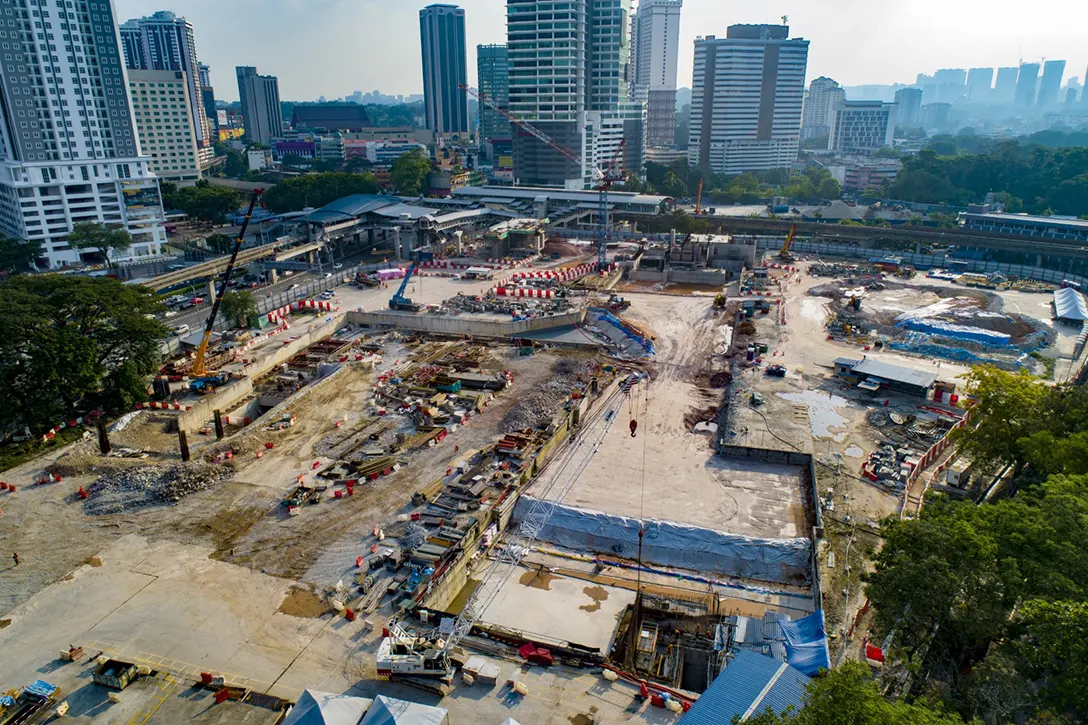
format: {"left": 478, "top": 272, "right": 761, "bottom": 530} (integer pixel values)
{"left": 84, "top": 463, "right": 232, "bottom": 515}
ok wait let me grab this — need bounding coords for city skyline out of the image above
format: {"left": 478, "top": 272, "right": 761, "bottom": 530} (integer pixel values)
{"left": 114, "top": 0, "right": 1088, "bottom": 102}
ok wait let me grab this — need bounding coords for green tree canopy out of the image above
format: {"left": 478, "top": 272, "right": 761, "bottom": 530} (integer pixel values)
{"left": 205, "top": 233, "right": 234, "bottom": 255}
{"left": 0, "top": 235, "right": 42, "bottom": 274}
{"left": 220, "top": 290, "right": 257, "bottom": 328}
{"left": 66, "top": 222, "right": 132, "bottom": 269}
{"left": 262, "top": 172, "right": 380, "bottom": 213}
{"left": 172, "top": 180, "right": 244, "bottom": 223}
{"left": 389, "top": 149, "right": 433, "bottom": 196}
{"left": 0, "top": 276, "right": 166, "bottom": 429}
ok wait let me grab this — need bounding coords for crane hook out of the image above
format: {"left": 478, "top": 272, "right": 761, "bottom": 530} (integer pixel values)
{"left": 630, "top": 419, "right": 638, "bottom": 438}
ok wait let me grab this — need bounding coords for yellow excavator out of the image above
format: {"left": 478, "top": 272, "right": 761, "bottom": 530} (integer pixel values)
{"left": 188, "top": 188, "right": 263, "bottom": 394}
{"left": 777, "top": 225, "right": 797, "bottom": 261}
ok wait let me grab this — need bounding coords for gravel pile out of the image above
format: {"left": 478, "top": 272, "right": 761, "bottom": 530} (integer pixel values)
{"left": 84, "top": 463, "right": 232, "bottom": 515}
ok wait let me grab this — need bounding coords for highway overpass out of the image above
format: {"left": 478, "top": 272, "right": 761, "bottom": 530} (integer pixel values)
{"left": 141, "top": 241, "right": 299, "bottom": 292}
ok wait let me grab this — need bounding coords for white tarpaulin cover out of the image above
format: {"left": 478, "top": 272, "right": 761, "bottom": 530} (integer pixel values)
{"left": 281, "top": 690, "right": 373, "bottom": 725}
{"left": 359, "top": 695, "right": 449, "bottom": 725}
{"left": 514, "top": 497, "right": 812, "bottom": 584}
{"left": 1054, "top": 287, "right": 1088, "bottom": 321}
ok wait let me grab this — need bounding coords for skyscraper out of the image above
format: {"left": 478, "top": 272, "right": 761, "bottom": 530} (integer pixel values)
{"left": 476, "top": 45, "right": 511, "bottom": 149}
{"left": 129, "top": 70, "right": 202, "bottom": 182}
{"left": 507, "top": 0, "right": 645, "bottom": 188}
{"left": 993, "top": 67, "right": 1019, "bottom": 105}
{"left": 894, "top": 87, "right": 923, "bottom": 127}
{"left": 0, "top": 0, "right": 165, "bottom": 269}
{"left": 119, "top": 11, "right": 211, "bottom": 165}
{"left": 1015, "top": 63, "right": 1040, "bottom": 107}
{"left": 236, "top": 67, "right": 283, "bottom": 145}
{"left": 932, "top": 68, "right": 966, "bottom": 103}
{"left": 631, "top": 0, "right": 682, "bottom": 147}
{"left": 1036, "top": 60, "right": 1066, "bottom": 109}
{"left": 419, "top": 4, "right": 468, "bottom": 135}
{"left": 828, "top": 102, "right": 896, "bottom": 154}
{"left": 198, "top": 64, "right": 219, "bottom": 139}
{"left": 801, "top": 77, "right": 845, "bottom": 140}
{"left": 965, "top": 68, "right": 993, "bottom": 102}
{"left": 688, "top": 25, "right": 809, "bottom": 175}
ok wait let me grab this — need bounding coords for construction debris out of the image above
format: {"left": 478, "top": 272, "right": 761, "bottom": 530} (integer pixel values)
{"left": 83, "top": 463, "right": 233, "bottom": 515}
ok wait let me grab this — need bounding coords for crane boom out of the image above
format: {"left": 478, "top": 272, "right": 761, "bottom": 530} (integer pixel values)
{"left": 192, "top": 188, "right": 263, "bottom": 377}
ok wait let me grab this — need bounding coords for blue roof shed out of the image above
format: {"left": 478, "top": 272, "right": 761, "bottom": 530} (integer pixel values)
{"left": 680, "top": 651, "right": 810, "bottom": 724}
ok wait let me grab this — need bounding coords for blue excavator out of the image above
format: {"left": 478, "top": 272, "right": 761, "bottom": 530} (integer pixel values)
{"left": 388, "top": 263, "right": 422, "bottom": 312}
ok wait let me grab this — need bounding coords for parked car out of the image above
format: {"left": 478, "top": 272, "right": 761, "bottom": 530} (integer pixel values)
{"left": 174, "top": 324, "right": 190, "bottom": 337}
{"left": 288, "top": 283, "right": 300, "bottom": 290}
{"left": 333, "top": 263, "right": 343, "bottom": 270}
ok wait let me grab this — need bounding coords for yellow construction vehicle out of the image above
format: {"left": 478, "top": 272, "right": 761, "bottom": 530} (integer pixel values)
{"left": 777, "top": 225, "right": 797, "bottom": 261}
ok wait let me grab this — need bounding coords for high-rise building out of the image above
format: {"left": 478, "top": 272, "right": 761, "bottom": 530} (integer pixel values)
{"left": 477, "top": 44, "right": 511, "bottom": 150}
{"left": 933, "top": 68, "right": 966, "bottom": 103}
{"left": 921, "top": 102, "right": 952, "bottom": 130}
{"left": 507, "top": 0, "right": 645, "bottom": 188}
{"left": 129, "top": 71, "right": 202, "bottom": 182}
{"left": 965, "top": 68, "right": 993, "bottom": 102}
{"left": 1036, "top": 60, "right": 1066, "bottom": 109}
{"left": 1015, "top": 63, "right": 1040, "bottom": 107}
{"left": 1066, "top": 87, "right": 1079, "bottom": 106}
{"left": 419, "top": 4, "right": 468, "bottom": 135}
{"left": 236, "top": 67, "right": 283, "bottom": 145}
{"left": 801, "top": 77, "right": 845, "bottom": 140}
{"left": 828, "top": 101, "right": 896, "bottom": 154}
{"left": 688, "top": 25, "right": 809, "bottom": 175}
{"left": 631, "top": 0, "right": 682, "bottom": 147}
{"left": 119, "top": 11, "right": 211, "bottom": 166}
{"left": 197, "top": 63, "right": 218, "bottom": 140}
{"left": 993, "top": 67, "right": 1019, "bottom": 105}
{"left": 0, "top": 0, "right": 166, "bottom": 269}
{"left": 893, "top": 87, "right": 923, "bottom": 127}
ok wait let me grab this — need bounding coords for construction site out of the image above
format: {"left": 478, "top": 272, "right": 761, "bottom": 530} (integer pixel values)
{"left": 7, "top": 191, "right": 1088, "bottom": 723}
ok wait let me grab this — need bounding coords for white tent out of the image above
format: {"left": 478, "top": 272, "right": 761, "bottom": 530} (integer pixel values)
{"left": 1054, "top": 286, "right": 1088, "bottom": 322}
{"left": 500, "top": 719, "right": 524, "bottom": 725}
{"left": 358, "top": 695, "right": 449, "bottom": 725}
{"left": 281, "top": 690, "right": 373, "bottom": 725}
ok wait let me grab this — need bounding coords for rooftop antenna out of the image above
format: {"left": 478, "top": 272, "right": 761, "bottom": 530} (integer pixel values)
{"left": 781, "top": 14, "right": 788, "bottom": 25}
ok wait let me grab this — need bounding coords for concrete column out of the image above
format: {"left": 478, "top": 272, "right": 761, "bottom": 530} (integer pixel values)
{"left": 1037, "top": 253, "right": 1044, "bottom": 267}
{"left": 307, "top": 251, "right": 316, "bottom": 265}
{"left": 454, "top": 230, "right": 463, "bottom": 256}
{"left": 207, "top": 279, "right": 216, "bottom": 300}
{"left": 392, "top": 228, "right": 402, "bottom": 260}
{"left": 915, "top": 242, "right": 922, "bottom": 255}
{"left": 269, "top": 268, "right": 278, "bottom": 284}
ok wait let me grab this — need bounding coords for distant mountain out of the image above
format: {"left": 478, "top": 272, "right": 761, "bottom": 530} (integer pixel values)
{"left": 676, "top": 87, "right": 692, "bottom": 110}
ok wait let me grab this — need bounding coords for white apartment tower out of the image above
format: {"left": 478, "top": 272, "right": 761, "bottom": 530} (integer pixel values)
{"left": 118, "top": 11, "right": 211, "bottom": 168}
{"left": 800, "top": 76, "right": 844, "bottom": 140}
{"left": 507, "top": 0, "right": 645, "bottom": 188}
{"left": 0, "top": 0, "right": 166, "bottom": 268}
{"left": 689, "top": 25, "right": 809, "bottom": 175}
{"left": 828, "top": 101, "right": 896, "bottom": 154}
{"left": 128, "top": 69, "right": 201, "bottom": 182}
{"left": 631, "top": 0, "right": 681, "bottom": 147}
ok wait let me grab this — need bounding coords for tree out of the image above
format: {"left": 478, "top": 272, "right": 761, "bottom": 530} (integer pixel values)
{"left": 952, "top": 365, "right": 1049, "bottom": 477}
{"left": 0, "top": 234, "right": 42, "bottom": 274}
{"left": 817, "top": 177, "right": 842, "bottom": 200}
{"left": 661, "top": 171, "right": 687, "bottom": 198}
{"left": 0, "top": 276, "right": 165, "bottom": 429}
{"left": 742, "top": 662, "right": 968, "bottom": 725}
{"left": 172, "top": 180, "right": 244, "bottom": 223}
{"left": 205, "top": 233, "right": 234, "bottom": 255}
{"left": 223, "top": 149, "right": 247, "bottom": 178}
{"left": 262, "top": 172, "right": 380, "bottom": 213}
{"left": 220, "top": 290, "right": 257, "bottom": 329}
{"left": 390, "top": 149, "right": 433, "bottom": 196}
{"left": 66, "top": 222, "right": 132, "bottom": 269}
{"left": 1017, "top": 599, "right": 1088, "bottom": 716}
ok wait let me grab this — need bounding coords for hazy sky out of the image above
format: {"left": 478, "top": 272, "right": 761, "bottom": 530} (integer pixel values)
{"left": 115, "top": 0, "right": 1088, "bottom": 102}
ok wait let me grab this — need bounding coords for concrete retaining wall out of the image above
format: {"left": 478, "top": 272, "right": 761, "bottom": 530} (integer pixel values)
{"left": 345, "top": 309, "right": 586, "bottom": 338}
{"left": 176, "top": 312, "right": 346, "bottom": 432}
{"left": 630, "top": 268, "right": 730, "bottom": 286}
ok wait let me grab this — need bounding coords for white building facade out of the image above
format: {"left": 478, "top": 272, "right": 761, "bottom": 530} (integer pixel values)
{"left": 631, "top": 0, "right": 681, "bottom": 147}
{"left": 128, "top": 69, "right": 201, "bottom": 182}
{"left": 688, "top": 25, "right": 809, "bottom": 176}
{"left": 828, "top": 101, "right": 896, "bottom": 154}
{"left": 800, "top": 76, "right": 844, "bottom": 140}
{"left": 0, "top": 0, "right": 166, "bottom": 268}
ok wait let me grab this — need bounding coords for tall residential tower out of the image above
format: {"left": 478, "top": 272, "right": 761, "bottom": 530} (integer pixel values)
{"left": 476, "top": 44, "right": 511, "bottom": 148}
{"left": 688, "top": 25, "right": 809, "bottom": 175}
{"left": 800, "top": 77, "right": 844, "bottom": 140}
{"left": 631, "top": 0, "right": 681, "bottom": 147}
{"left": 1036, "top": 60, "right": 1066, "bottom": 109}
{"left": 0, "top": 0, "right": 165, "bottom": 268}
{"left": 419, "top": 4, "right": 468, "bottom": 135}
{"left": 119, "top": 11, "right": 211, "bottom": 167}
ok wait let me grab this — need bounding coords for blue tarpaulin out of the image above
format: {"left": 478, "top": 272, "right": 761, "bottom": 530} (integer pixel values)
{"left": 778, "top": 610, "right": 831, "bottom": 676}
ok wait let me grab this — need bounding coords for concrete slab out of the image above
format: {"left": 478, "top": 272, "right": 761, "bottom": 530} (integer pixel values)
{"left": 478, "top": 564, "right": 635, "bottom": 652}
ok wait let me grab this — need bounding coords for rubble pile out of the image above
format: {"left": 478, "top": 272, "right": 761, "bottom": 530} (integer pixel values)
{"left": 500, "top": 358, "right": 597, "bottom": 432}
{"left": 84, "top": 463, "right": 232, "bottom": 515}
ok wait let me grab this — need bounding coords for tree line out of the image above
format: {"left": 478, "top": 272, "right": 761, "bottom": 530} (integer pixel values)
{"left": 622, "top": 159, "right": 842, "bottom": 206}
{"left": 885, "top": 142, "right": 1088, "bottom": 217}
{"left": 858, "top": 366, "right": 1088, "bottom": 724}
